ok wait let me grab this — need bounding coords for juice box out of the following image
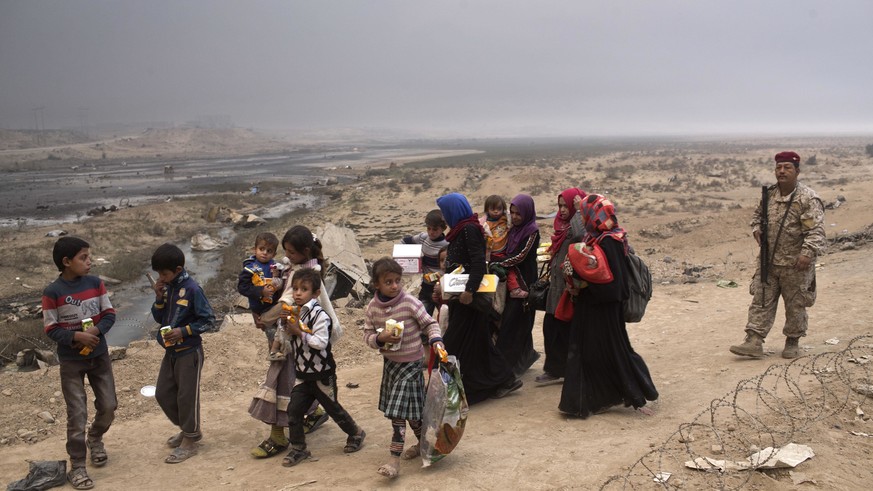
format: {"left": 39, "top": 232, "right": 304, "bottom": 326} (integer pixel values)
{"left": 160, "top": 325, "right": 178, "bottom": 347}
{"left": 79, "top": 318, "right": 94, "bottom": 355}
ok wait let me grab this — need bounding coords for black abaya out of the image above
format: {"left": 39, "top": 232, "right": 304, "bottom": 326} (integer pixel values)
{"left": 495, "top": 232, "right": 540, "bottom": 377}
{"left": 559, "top": 238, "right": 658, "bottom": 417}
{"left": 442, "top": 223, "right": 514, "bottom": 404}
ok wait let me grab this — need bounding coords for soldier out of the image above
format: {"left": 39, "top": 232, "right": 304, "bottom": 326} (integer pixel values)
{"left": 730, "top": 151, "right": 826, "bottom": 359}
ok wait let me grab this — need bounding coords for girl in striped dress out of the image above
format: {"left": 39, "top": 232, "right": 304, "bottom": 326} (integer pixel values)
{"left": 363, "top": 257, "right": 445, "bottom": 479}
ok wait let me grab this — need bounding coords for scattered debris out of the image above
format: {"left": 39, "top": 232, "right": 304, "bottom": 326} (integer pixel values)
{"left": 191, "top": 233, "right": 228, "bottom": 251}
{"left": 824, "top": 338, "right": 840, "bottom": 345}
{"left": 44, "top": 229, "right": 68, "bottom": 237}
{"left": 86, "top": 204, "right": 123, "bottom": 216}
{"left": 205, "top": 206, "right": 266, "bottom": 228}
{"left": 824, "top": 195, "right": 847, "bottom": 210}
{"left": 15, "top": 349, "right": 58, "bottom": 369}
{"left": 685, "top": 443, "right": 814, "bottom": 472}
{"left": 748, "top": 443, "right": 815, "bottom": 469}
{"left": 652, "top": 471, "right": 671, "bottom": 484}
{"left": 716, "top": 280, "right": 738, "bottom": 288}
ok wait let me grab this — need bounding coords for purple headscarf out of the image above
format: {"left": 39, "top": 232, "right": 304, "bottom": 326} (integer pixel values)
{"left": 505, "top": 194, "right": 539, "bottom": 253}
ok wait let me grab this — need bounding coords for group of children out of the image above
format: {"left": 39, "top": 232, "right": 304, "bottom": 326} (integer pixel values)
{"left": 43, "top": 214, "right": 458, "bottom": 487}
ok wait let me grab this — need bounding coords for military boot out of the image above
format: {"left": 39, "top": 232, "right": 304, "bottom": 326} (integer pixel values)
{"left": 782, "top": 337, "right": 800, "bottom": 359}
{"left": 729, "top": 332, "right": 764, "bottom": 358}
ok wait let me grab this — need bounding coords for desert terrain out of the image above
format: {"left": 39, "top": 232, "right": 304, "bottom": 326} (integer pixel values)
{"left": 1, "top": 129, "right": 872, "bottom": 490}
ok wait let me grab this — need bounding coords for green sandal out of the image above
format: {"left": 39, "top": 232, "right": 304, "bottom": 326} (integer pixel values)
{"left": 251, "top": 438, "right": 288, "bottom": 458}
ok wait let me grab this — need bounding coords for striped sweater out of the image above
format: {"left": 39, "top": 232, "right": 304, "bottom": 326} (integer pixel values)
{"left": 363, "top": 291, "right": 442, "bottom": 363}
{"left": 402, "top": 232, "right": 449, "bottom": 274}
{"left": 42, "top": 275, "right": 115, "bottom": 361}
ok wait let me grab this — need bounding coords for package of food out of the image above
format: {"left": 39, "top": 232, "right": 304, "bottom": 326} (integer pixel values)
{"left": 420, "top": 353, "right": 468, "bottom": 467}
{"left": 383, "top": 319, "right": 405, "bottom": 351}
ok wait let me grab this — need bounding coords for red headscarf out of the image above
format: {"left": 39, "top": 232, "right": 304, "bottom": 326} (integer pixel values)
{"left": 549, "top": 188, "right": 587, "bottom": 254}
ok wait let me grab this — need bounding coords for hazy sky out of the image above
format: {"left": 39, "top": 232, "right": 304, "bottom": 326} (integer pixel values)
{"left": 1, "top": 0, "right": 871, "bottom": 137}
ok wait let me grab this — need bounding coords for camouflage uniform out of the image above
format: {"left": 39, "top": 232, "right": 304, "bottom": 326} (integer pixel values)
{"left": 746, "top": 182, "right": 826, "bottom": 339}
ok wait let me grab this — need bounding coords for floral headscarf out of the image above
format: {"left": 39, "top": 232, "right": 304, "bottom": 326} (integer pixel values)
{"left": 579, "top": 194, "right": 628, "bottom": 252}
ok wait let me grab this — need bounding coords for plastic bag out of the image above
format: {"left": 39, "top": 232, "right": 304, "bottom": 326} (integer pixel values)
{"left": 420, "top": 353, "right": 469, "bottom": 467}
{"left": 6, "top": 460, "right": 66, "bottom": 491}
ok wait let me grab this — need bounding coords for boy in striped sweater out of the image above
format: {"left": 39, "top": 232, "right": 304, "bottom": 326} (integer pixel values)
{"left": 401, "top": 209, "right": 449, "bottom": 315}
{"left": 42, "top": 237, "right": 117, "bottom": 490}
{"left": 363, "top": 258, "right": 445, "bottom": 479}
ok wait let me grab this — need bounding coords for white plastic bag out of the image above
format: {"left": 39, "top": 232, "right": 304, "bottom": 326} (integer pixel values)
{"left": 420, "top": 353, "right": 469, "bottom": 467}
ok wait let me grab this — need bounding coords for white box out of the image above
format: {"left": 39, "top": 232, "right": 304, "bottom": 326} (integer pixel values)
{"left": 392, "top": 244, "right": 423, "bottom": 274}
{"left": 440, "top": 273, "right": 499, "bottom": 293}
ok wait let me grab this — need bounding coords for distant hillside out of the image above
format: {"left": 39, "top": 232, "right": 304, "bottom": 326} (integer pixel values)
{"left": 0, "top": 129, "right": 90, "bottom": 151}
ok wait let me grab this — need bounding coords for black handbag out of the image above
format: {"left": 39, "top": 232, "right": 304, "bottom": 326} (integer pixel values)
{"left": 526, "top": 263, "right": 550, "bottom": 311}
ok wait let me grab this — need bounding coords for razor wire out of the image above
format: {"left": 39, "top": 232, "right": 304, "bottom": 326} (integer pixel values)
{"left": 601, "top": 335, "right": 873, "bottom": 490}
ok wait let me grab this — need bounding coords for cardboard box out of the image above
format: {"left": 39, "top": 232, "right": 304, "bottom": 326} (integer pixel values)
{"left": 392, "top": 244, "right": 423, "bottom": 274}
{"left": 440, "top": 273, "right": 499, "bottom": 293}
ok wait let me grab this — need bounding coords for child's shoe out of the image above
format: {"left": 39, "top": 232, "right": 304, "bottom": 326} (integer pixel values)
{"left": 509, "top": 287, "right": 529, "bottom": 299}
{"left": 266, "top": 351, "right": 286, "bottom": 362}
{"left": 302, "top": 407, "right": 329, "bottom": 434}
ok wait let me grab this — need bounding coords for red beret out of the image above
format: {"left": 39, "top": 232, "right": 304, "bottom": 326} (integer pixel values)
{"left": 774, "top": 151, "right": 801, "bottom": 164}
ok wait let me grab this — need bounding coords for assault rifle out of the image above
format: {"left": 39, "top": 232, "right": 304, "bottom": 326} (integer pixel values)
{"left": 760, "top": 186, "right": 769, "bottom": 298}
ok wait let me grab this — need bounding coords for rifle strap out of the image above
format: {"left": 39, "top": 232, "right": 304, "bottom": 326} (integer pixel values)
{"left": 767, "top": 189, "right": 796, "bottom": 269}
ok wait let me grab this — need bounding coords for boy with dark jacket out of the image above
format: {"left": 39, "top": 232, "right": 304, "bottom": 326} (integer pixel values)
{"left": 150, "top": 243, "right": 215, "bottom": 464}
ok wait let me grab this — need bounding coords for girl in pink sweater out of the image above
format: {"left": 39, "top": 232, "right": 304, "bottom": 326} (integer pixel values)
{"left": 363, "top": 258, "right": 444, "bottom": 479}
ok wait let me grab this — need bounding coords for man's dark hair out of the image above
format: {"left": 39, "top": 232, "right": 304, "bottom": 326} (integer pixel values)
{"left": 151, "top": 243, "right": 185, "bottom": 272}
{"left": 424, "top": 209, "right": 447, "bottom": 229}
{"left": 291, "top": 267, "right": 322, "bottom": 294}
{"left": 52, "top": 236, "right": 90, "bottom": 272}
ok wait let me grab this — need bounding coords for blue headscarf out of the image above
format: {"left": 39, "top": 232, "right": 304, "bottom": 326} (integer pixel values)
{"left": 437, "top": 193, "right": 484, "bottom": 242}
{"left": 436, "top": 193, "right": 473, "bottom": 228}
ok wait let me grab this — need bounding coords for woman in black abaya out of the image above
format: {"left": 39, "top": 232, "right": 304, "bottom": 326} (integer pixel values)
{"left": 494, "top": 194, "right": 540, "bottom": 377}
{"left": 559, "top": 194, "right": 658, "bottom": 417}
{"left": 436, "top": 193, "right": 522, "bottom": 404}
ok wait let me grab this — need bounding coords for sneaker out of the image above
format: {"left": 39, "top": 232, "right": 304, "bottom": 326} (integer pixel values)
{"left": 303, "top": 407, "right": 329, "bottom": 434}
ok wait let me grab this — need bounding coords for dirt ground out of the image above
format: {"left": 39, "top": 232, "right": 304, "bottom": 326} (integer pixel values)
{"left": 1, "top": 131, "right": 873, "bottom": 490}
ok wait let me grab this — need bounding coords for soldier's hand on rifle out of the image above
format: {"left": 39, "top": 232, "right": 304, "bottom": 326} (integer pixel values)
{"left": 753, "top": 230, "right": 762, "bottom": 246}
{"left": 794, "top": 254, "right": 812, "bottom": 271}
